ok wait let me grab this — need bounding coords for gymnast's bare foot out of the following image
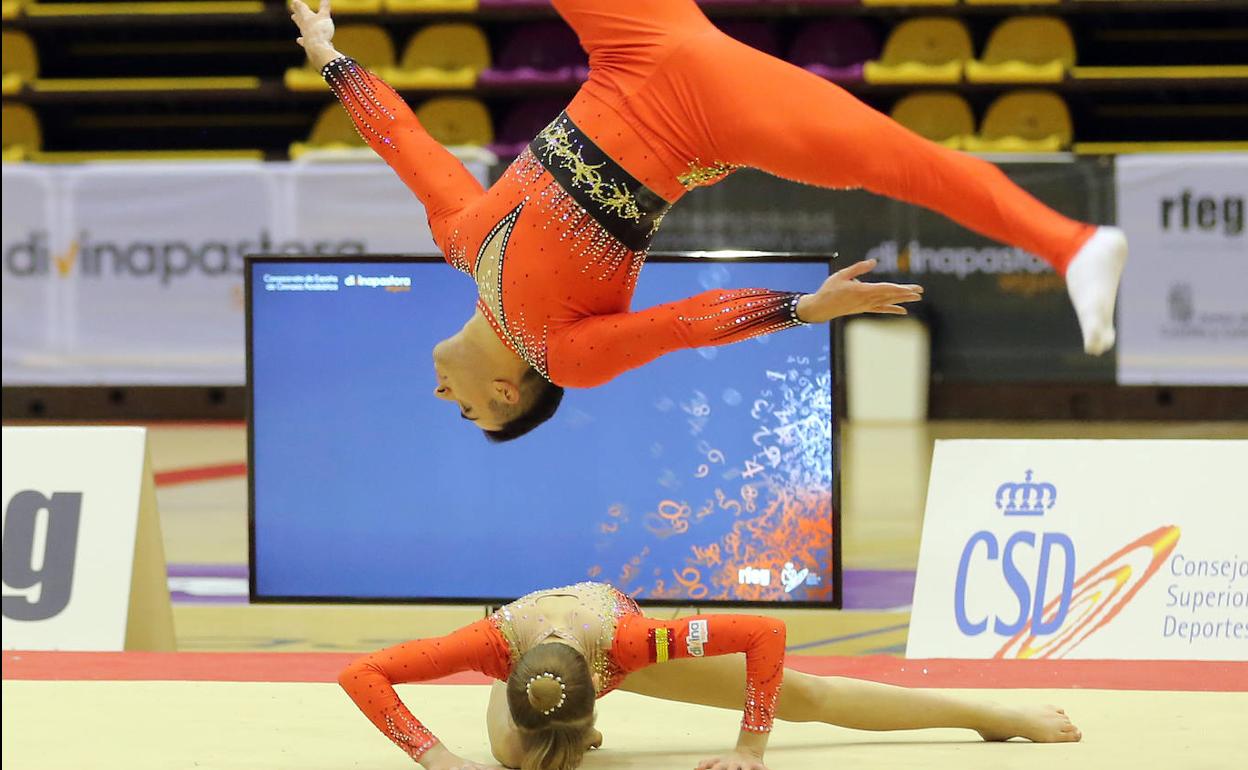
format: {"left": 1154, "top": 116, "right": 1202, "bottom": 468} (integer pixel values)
{"left": 977, "top": 704, "right": 1083, "bottom": 743}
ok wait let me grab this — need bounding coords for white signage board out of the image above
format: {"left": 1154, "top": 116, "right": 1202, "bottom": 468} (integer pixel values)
{"left": 1116, "top": 153, "right": 1248, "bottom": 385}
{"left": 908, "top": 440, "right": 1248, "bottom": 660}
{"left": 2, "top": 160, "right": 488, "bottom": 385}
{"left": 1, "top": 427, "right": 173, "bottom": 651}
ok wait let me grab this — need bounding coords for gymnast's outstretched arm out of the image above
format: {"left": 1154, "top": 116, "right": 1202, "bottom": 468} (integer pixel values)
{"left": 337, "top": 618, "right": 512, "bottom": 768}
{"left": 547, "top": 259, "right": 923, "bottom": 387}
{"left": 613, "top": 613, "right": 789, "bottom": 770}
{"left": 289, "top": 0, "right": 485, "bottom": 254}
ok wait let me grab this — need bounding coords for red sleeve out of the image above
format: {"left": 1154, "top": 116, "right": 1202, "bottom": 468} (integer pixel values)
{"left": 322, "top": 56, "right": 484, "bottom": 256}
{"left": 614, "top": 614, "right": 786, "bottom": 733}
{"left": 547, "top": 289, "right": 807, "bottom": 388}
{"left": 338, "top": 618, "right": 512, "bottom": 762}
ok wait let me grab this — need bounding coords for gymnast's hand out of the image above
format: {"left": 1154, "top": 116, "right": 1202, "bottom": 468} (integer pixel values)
{"left": 696, "top": 752, "right": 770, "bottom": 770}
{"left": 794, "top": 258, "right": 924, "bottom": 324}
{"left": 290, "top": 0, "right": 338, "bottom": 70}
{"left": 417, "top": 743, "right": 504, "bottom": 770}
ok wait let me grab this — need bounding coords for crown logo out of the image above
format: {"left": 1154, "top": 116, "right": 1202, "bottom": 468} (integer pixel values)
{"left": 995, "top": 470, "right": 1056, "bottom": 516}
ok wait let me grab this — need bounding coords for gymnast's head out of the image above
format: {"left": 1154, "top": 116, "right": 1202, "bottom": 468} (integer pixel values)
{"left": 507, "top": 642, "right": 599, "bottom": 770}
{"left": 432, "top": 329, "right": 564, "bottom": 441}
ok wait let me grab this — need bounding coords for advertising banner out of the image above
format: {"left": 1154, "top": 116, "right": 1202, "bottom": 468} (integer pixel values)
{"left": 2, "top": 427, "right": 173, "bottom": 651}
{"left": 2, "top": 161, "right": 487, "bottom": 385}
{"left": 1116, "top": 154, "right": 1248, "bottom": 385}
{"left": 908, "top": 440, "right": 1248, "bottom": 661}
{"left": 655, "top": 158, "right": 1115, "bottom": 382}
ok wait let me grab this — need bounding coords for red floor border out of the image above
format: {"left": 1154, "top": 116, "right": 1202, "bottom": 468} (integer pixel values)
{"left": 4, "top": 652, "right": 1245, "bottom": 692}
{"left": 154, "top": 462, "right": 247, "bottom": 487}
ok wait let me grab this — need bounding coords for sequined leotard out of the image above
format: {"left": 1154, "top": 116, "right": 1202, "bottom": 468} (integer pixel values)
{"left": 324, "top": 0, "right": 1096, "bottom": 388}
{"left": 338, "top": 582, "right": 786, "bottom": 762}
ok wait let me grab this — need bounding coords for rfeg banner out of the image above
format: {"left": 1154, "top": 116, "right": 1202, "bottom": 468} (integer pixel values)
{"left": 1116, "top": 153, "right": 1248, "bottom": 385}
{"left": 1, "top": 161, "right": 484, "bottom": 385}
{"left": 908, "top": 440, "right": 1248, "bottom": 661}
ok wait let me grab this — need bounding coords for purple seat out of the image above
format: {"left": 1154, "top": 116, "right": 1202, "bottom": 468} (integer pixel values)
{"left": 713, "top": 19, "right": 781, "bottom": 58}
{"left": 787, "top": 18, "right": 880, "bottom": 85}
{"left": 478, "top": 21, "right": 590, "bottom": 88}
{"left": 489, "top": 98, "right": 568, "bottom": 159}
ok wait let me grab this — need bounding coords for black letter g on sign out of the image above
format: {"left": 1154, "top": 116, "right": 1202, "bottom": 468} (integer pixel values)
{"left": 3, "top": 491, "right": 82, "bottom": 621}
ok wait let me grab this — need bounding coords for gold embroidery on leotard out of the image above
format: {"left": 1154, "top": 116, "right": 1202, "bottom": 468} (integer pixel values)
{"left": 678, "top": 159, "right": 742, "bottom": 190}
{"left": 535, "top": 122, "right": 644, "bottom": 223}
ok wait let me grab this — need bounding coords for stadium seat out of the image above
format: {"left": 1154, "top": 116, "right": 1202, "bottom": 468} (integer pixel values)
{"left": 2, "top": 30, "right": 38, "bottom": 94}
{"left": 2, "top": 0, "right": 23, "bottom": 20}
{"left": 385, "top": 0, "right": 479, "bottom": 12}
{"left": 289, "top": 103, "right": 367, "bottom": 160}
{"left": 489, "top": 97, "right": 565, "bottom": 159}
{"left": 862, "top": 0, "right": 956, "bottom": 7}
{"left": 1071, "top": 65, "right": 1248, "bottom": 80}
{"left": 966, "top": 17, "right": 1075, "bottom": 83}
{"left": 31, "top": 77, "right": 260, "bottom": 92}
{"left": 416, "top": 97, "right": 493, "bottom": 147}
{"left": 2, "top": 103, "right": 40, "bottom": 161}
{"left": 864, "top": 18, "right": 972, "bottom": 84}
{"left": 34, "top": 149, "right": 266, "bottom": 162}
{"left": 476, "top": 0, "right": 546, "bottom": 8}
{"left": 1073, "top": 141, "right": 1248, "bottom": 155}
{"left": 965, "top": 90, "right": 1072, "bottom": 153}
{"left": 715, "top": 20, "right": 782, "bottom": 59}
{"left": 23, "top": 2, "right": 265, "bottom": 17}
{"left": 478, "top": 21, "right": 588, "bottom": 87}
{"left": 965, "top": 0, "right": 1059, "bottom": 5}
{"left": 384, "top": 24, "right": 490, "bottom": 89}
{"left": 788, "top": 18, "right": 881, "bottom": 85}
{"left": 285, "top": 25, "right": 395, "bottom": 91}
{"left": 890, "top": 92, "right": 975, "bottom": 149}
{"left": 319, "top": 0, "right": 380, "bottom": 13}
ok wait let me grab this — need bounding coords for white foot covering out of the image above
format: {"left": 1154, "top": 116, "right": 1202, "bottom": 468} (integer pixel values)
{"left": 1065, "top": 226, "right": 1128, "bottom": 355}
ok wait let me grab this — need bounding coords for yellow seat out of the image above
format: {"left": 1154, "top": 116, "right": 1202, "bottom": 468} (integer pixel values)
{"left": 24, "top": 2, "right": 264, "bottom": 16}
{"left": 964, "top": 0, "right": 1058, "bottom": 5}
{"left": 384, "top": 0, "right": 479, "bottom": 13}
{"left": 966, "top": 17, "right": 1074, "bottom": 83}
{"left": 32, "top": 76, "right": 259, "bottom": 92}
{"left": 862, "top": 0, "right": 955, "bottom": 6}
{"left": 416, "top": 97, "right": 492, "bottom": 147}
{"left": 289, "top": 103, "right": 368, "bottom": 159}
{"left": 2, "top": 0, "right": 23, "bottom": 20}
{"left": 890, "top": 92, "right": 975, "bottom": 150}
{"left": 965, "top": 90, "right": 1072, "bottom": 153}
{"left": 33, "top": 149, "right": 266, "bottom": 163}
{"left": 864, "top": 18, "right": 972, "bottom": 84}
{"left": 317, "top": 0, "right": 379, "bottom": 12}
{"left": 285, "top": 25, "right": 395, "bottom": 91}
{"left": 1071, "top": 65, "right": 1248, "bottom": 80}
{"left": 383, "top": 24, "right": 490, "bottom": 89}
{"left": 1074, "top": 141, "right": 1248, "bottom": 155}
{"left": 3, "top": 30, "right": 38, "bottom": 94}
{"left": 2, "top": 103, "right": 41, "bottom": 161}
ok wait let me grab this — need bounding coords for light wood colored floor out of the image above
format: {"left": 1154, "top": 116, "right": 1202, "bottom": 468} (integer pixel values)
{"left": 4, "top": 680, "right": 1242, "bottom": 770}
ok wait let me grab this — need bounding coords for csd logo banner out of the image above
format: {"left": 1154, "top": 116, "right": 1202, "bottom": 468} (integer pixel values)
{"left": 908, "top": 440, "right": 1248, "bottom": 661}
{"left": 1, "top": 427, "right": 174, "bottom": 651}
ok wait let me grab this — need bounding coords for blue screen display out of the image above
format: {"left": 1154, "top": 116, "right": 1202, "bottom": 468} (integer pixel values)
{"left": 249, "top": 257, "right": 838, "bottom": 604}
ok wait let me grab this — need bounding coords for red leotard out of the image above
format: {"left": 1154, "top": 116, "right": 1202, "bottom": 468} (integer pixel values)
{"left": 325, "top": 0, "right": 1094, "bottom": 388}
{"left": 338, "top": 583, "right": 786, "bottom": 762}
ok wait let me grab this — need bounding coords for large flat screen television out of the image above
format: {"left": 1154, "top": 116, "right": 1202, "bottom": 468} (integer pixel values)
{"left": 247, "top": 254, "right": 841, "bottom": 606}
